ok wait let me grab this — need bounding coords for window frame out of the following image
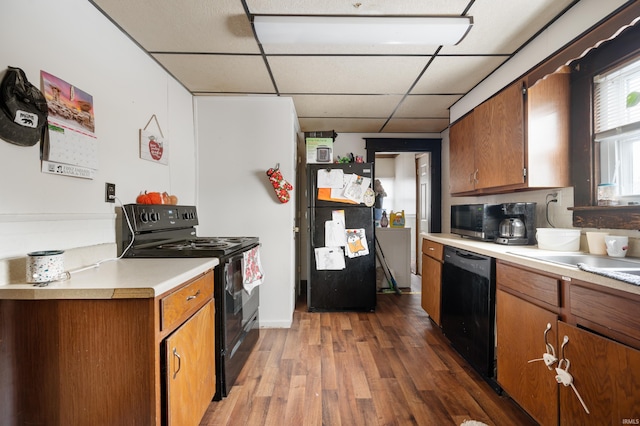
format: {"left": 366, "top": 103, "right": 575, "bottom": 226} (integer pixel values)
{"left": 571, "top": 22, "right": 640, "bottom": 207}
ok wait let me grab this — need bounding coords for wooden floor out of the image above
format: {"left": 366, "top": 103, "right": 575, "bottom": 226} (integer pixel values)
{"left": 200, "top": 278, "right": 536, "bottom": 426}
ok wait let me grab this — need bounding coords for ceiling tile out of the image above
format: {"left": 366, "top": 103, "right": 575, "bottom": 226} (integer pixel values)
{"left": 93, "top": 0, "right": 260, "bottom": 53}
{"left": 382, "top": 118, "right": 450, "bottom": 133}
{"left": 411, "top": 56, "right": 508, "bottom": 94}
{"left": 270, "top": 56, "right": 429, "bottom": 94}
{"left": 153, "top": 54, "right": 275, "bottom": 93}
{"left": 299, "top": 118, "right": 388, "bottom": 133}
{"left": 89, "top": 0, "right": 585, "bottom": 134}
{"left": 394, "top": 94, "right": 461, "bottom": 118}
{"left": 291, "top": 94, "right": 404, "bottom": 118}
{"left": 441, "top": 0, "right": 576, "bottom": 55}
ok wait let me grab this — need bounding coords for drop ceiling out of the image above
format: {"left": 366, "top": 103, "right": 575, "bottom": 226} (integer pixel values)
{"left": 89, "top": 0, "right": 578, "bottom": 134}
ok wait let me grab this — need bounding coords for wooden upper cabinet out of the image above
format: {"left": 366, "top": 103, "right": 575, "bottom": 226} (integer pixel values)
{"left": 449, "top": 70, "right": 570, "bottom": 196}
{"left": 449, "top": 111, "right": 476, "bottom": 193}
{"left": 525, "top": 70, "right": 571, "bottom": 189}
{"left": 475, "top": 80, "right": 526, "bottom": 190}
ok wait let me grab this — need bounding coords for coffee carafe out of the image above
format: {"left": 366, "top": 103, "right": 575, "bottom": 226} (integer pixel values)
{"left": 495, "top": 202, "right": 536, "bottom": 245}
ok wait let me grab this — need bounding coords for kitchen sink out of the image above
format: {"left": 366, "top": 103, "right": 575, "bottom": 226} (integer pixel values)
{"left": 509, "top": 252, "right": 640, "bottom": 271}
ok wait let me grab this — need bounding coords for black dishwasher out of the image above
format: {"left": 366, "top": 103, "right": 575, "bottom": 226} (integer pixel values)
{"left": 441, "top": 246, "right": 499, "bottom": 391}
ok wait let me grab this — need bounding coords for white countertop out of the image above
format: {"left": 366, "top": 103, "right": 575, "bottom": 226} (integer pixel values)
{"left": 421, "top": 233, "right": 640, "bottom": 297}
{"left": 0, "top": 257, "right": 219, "bottom": 300}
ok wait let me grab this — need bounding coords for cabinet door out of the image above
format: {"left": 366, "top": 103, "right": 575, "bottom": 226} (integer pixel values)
{"left": 449, "top": 111, "right": 477, "bottom": 194}
{"left": 474, "top": 81, "right": 525, "bottom": 190}
{"left": 557, "top": 321, "right": 640, "bottom": 425}
{"left": 421, "top": 253, "right": 442, "bottom": 325}
{"left": 165, "top": 300, "right": 215, "bottom": 426}
{"left": 496, "top": 290, "right": 559, "bottom": 426}
{"left": 526, "top": 71, "right": 570, "bottom": 188}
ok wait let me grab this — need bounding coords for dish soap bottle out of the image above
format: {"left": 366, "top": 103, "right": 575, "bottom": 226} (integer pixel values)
{"left": 380, "top": 210, "right": 389, "bottom": 227}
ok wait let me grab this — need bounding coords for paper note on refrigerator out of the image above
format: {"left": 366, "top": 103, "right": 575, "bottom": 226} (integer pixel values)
{"left": 317, "top": 169, "right": 344, "bottom": 188}
{"left": 315, "top": 247, "right": 346, "bottom": 270}
{"left": 325, "top": 220, "right": 347, "bottom": 247}
{"left": 345, "top": 228, "right": 369, "bottom": 258}
{"left": 342, "top": 174, "right": 371, "bottom": 203}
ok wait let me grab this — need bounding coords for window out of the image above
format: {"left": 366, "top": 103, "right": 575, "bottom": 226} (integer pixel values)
{"left": 594, "top": 57, "right": 640, "bottom": 199}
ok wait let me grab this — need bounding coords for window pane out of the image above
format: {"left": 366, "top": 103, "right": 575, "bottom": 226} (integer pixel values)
{"left": 600, "top": 134, "right": 640, "bottom": 197}
{"left": 594, "top": 59, "right": 640, "bottom": 134}
{"left": 594, "top": 55, "right": 640, "bottom": 199}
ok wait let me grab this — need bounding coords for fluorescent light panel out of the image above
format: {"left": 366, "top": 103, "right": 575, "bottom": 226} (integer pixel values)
{"left": 253, "top": 15, "right": 473, "bottom": 46}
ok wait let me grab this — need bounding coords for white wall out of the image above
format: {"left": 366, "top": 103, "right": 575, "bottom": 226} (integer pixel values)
{"left": 393, "top": 153, "right": 417, "bottom": 216}
{"left": 194, "top": 96, "right": 299, "bottom": 328}
{"left": 333, "top": 132, "right": 439, "bottom": 159}
{"left": 0, "top": 0, "right": 196, "bottom": 260}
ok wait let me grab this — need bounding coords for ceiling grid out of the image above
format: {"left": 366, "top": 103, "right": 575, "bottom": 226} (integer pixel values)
{"left": 89, "top": 0, "right": 578, "bottom": 133}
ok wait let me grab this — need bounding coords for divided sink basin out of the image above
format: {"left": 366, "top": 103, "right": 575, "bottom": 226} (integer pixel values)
{"left": 510, "top": 252, "right": 640, "bottom": 275}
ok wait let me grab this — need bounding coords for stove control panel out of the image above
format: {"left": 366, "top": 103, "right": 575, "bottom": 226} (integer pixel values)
{"left": 123, "top": 204, "right": 199, "bottom": 232}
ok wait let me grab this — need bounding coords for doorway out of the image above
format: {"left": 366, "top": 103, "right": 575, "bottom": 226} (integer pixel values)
{"left": 365, "top": 138, "right": 442, "bottom": 279}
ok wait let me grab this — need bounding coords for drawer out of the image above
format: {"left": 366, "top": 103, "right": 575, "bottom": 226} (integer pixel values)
{"left": 497, "top": 262, "right": 560, "bottom": 307}
{"left": 422, "top": 239, "right": 444, "bottom": 261}
{"left": 161, "top": 270, "right": 214, "bottom": 331}
{"left": 570, "top": 284, "right": 640, "bottom": 343}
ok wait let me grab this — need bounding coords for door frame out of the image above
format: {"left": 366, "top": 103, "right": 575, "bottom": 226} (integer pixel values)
{"left": 365, "top": 138, "right": 442, "bottom": 235}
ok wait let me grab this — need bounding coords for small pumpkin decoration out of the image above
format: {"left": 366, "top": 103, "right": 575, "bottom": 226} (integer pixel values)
{"left": 136, "top": 191, "right": 151, "bottom": 204}
{"left": 136, "top": 191, "right": 178, "bottom": 205}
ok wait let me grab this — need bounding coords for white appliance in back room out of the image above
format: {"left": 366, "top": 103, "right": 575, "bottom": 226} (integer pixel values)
{"left": 194, "top": 96, "right": 300, "bottom": 328}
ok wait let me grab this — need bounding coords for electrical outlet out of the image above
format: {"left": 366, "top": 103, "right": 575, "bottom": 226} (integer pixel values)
{"left": 555, "top": 191, "right": 561, "bottom": 204}
{"left": 105, "top": 182, "right": 116, "bottom": 203}
{"left": 548, "top": 191, "right": 560, "bottom": 204}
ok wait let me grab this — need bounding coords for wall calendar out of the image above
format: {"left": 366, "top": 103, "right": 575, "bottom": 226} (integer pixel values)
{"left": 40, "top": 71, "right": 97, "bottom": 179}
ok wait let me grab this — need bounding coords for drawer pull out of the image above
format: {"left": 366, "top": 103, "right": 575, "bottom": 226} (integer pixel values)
{"left": 186, "top": 289, "right": 201, "bottom": 301}
{"left": 173, "top": 347, "right": 182, "bottom": 379}
{"left": 428, "top": 247, "right": 434, "bottom": 251}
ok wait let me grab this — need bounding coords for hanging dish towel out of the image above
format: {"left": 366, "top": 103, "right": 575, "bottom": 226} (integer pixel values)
{"left": 243, "top": 245, "right": 264, "bottom": 295}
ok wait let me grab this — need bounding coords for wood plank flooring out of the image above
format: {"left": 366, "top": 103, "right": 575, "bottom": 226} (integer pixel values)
{"left": 200, "top": 281, "right": 536, "bottom": 426}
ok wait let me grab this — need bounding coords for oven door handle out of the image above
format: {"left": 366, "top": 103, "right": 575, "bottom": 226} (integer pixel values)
{"left": 225, "top": 252, "right": 246, "bottom": 296}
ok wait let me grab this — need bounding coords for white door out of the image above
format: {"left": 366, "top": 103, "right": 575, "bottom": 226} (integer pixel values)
{"left": 416, "top": 153, "right": 431, "bottom": 273}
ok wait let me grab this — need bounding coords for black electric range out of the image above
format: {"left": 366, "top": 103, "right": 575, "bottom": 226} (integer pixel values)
{"left": 119, "top": 203, "right": 260, "bottom": 400}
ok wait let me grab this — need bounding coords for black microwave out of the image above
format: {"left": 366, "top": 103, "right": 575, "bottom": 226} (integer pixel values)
{"left": 451, "top": 204, "right": 502, "bottom": 241}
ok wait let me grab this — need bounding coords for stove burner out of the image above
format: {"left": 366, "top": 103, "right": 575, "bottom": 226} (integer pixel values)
{"left": 157, "top": 241, "right": 232, "bottom": 250}
{"left": 150, "top": 236, "right": 258, "bottom": 256}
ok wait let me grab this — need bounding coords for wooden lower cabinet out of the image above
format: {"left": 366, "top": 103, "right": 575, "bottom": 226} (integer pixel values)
{"left": 0, "top": 269, "right": 215, "bottom": 426}
{"left": 497, "top": 261, "right": 640, "bottom": 425}
{"left": 557, "top": 321, "right": 640, "bottom": 425}
{"left": 496, "top": 289, "right": 559, "bottom": 426}
{"left": 165, "top": 300, "right": 215, "bottom": 426}
{"left": 421, "top": 239, "right": 443, "bottom": 325}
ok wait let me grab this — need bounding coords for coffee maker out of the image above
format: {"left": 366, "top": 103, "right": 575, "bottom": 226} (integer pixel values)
{"left": 495, "top": 202, "right": 536, "bottom": 245}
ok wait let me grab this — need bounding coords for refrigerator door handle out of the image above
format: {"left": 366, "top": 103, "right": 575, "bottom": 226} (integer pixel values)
{"left": 309, "top": 209, "right": 316, "bottom": 247}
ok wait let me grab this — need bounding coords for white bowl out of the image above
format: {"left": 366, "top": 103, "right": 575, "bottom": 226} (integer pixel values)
{"left": 536, "top": 228, "right": 581, "bottom": 251}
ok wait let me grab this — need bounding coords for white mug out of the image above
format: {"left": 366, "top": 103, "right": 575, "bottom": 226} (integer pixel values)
{"left": 604, "top": 236, "right": 629, "bottom": 258}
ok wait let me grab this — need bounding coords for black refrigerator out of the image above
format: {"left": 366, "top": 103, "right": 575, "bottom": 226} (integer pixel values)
{"left": 307, "top": 163, "right": 376, "bottom": 312}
